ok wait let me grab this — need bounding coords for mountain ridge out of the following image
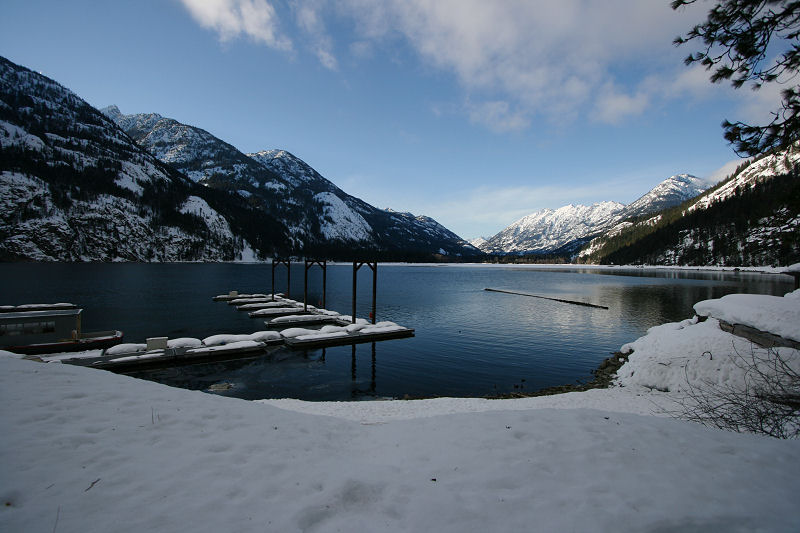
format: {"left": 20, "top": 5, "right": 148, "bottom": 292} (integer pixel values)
{"left": 477, "top": 174, "right": 709, "bottom": 255}
{"left": 104, "top": 106, "right": 479, "bottom": 257}
{"left": 0, "top": 55, "right": 478, "bottom": 261}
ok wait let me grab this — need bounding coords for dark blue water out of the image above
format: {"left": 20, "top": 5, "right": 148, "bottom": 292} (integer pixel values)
{"left": 0, "top": 263, "right": 793, "bottom": 400}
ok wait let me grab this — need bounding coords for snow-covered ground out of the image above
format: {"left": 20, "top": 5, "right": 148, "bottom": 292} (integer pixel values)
{"left": 1, "top": 288, "right": 799, "bottom": 532}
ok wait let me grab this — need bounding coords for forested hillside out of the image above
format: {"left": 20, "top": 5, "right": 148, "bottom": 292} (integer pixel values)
{"left": 578, "top": 144, "right": 800, "bottom": 267}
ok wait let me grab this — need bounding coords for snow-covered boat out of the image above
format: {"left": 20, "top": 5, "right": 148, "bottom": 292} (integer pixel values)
{"left": 0, "top": 307, "right": 123, "bottom": 355}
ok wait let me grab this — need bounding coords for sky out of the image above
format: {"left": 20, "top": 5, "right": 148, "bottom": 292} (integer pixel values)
{"left": 0, "top": 0, "right": 780, "bottom": 240}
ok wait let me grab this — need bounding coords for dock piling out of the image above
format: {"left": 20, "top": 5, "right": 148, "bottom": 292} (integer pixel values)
{"left": 352, "top": 261, "right": 378, "bottom": 324}
{"left": 304, "top": 259, "right": 327, "bottom": 312}
{"left": 272, "top": 258, "right": 291, "bottom": 300}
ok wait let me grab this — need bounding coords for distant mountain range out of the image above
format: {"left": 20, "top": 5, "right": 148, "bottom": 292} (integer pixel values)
{"left": 578, "top": 143, "right": 800, "bottom": 266}
{"left": 2, "top": 54, "right": 796, "bottom": 266}
{"left": 475, "top": 174, "right": 708, "bottom": 255}
{"left": 0, "top": 55, "right": 479, "bottom": 261}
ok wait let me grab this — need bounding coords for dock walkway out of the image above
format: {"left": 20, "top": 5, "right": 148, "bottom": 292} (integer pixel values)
{"left": 51, "top": 291, "right": 414, "bottom": 372}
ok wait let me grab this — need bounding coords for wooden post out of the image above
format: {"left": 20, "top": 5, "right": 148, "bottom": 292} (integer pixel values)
{"left": 304, "top": 259, "right": 327, "bottom": 312}
{"left": 352, "top": 261, "right": 378, "bottom": 324}
{"left": 271, "top": 259, "right": 276, "bottom": 301}
{"left": 304, "top": 260, "right": 309, "bottom": 312}
{"left": 352, "top": 261, "right": 357, "bottom": 324}
{"left": 371, "top": 262, "right": 377, "bottom": 324}
{"left": 272, "top": 258, "right": 291, "bottom": 300}
{"left": 353, "top": 261, "right": 378, "bottom": 324}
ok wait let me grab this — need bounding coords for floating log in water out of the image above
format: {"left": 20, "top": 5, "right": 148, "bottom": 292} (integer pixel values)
{"left": 484, "top": 288, "right": 608, "bottom": 310}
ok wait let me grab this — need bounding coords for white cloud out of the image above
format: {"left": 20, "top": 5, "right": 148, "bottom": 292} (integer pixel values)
{"left": 179, "top": 0, "right": 292, "bottom": 50}
{"left": 181, "top": 0, "right": 716, "bottom": 131}
{"left": 336, "top": 0, "right": 698, "bottom": 130}
{"left": 591, "top": 83, "right": 649, "bottom": 125}
{"left": 294, "top": 2, "right": 338, "bottom": 70}
{"left": 466, "top": 100, "right": 529, "bottom": 133}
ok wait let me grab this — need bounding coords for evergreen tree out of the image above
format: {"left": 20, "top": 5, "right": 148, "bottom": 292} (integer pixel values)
{"left": 672, "top": 0, "right": 800, "bottom": 155}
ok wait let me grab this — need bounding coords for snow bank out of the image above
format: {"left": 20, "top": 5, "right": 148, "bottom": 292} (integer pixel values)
{"left": 616, "top": 289, "right": 800, "bottom": 396}
{"left": 1, "top": 356, "right": 799, "bottom": 533}
{"left": 615, "top": 318, "right": 787, "bottom": 393}
{"left": 694, "top": 289, "right": 800, "bottom": 342}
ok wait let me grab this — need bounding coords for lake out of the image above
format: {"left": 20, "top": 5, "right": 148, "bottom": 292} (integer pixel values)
{"left": 0, "top": 263, "right": 793, "bottom": 400}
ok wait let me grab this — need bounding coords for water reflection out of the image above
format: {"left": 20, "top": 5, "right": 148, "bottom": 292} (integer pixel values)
{"left": 128, "top": 342, "right": 382, "bottom": 401}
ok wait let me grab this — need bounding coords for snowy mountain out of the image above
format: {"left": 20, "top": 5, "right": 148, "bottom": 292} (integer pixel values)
{"left": 105, "top": 107, "right": 479, "bottom": 257}
{"left": 578, "top": 142, "right": 800, "bottom": 266}
{"left": 620, "top": 174, "right": 707, "bottom": 219}
{"left": 469, "top": 236, "right": 489, "bottom": 249}
{"left": 0, "top": 55, "right": 478, "bottom": 261}
{"left": 478, "top": 174, "right": 708, "bottom": 255}
{"left": 0, "top": 56, "right": 267, "bottom": 261}
{"left": 688, "top": 144, "right": 799, "bottom": 213}
{"left": 480, "top": 202, "right": 625, "bottom": 254}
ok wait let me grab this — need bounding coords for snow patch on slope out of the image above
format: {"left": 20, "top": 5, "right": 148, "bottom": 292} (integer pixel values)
{"left": 180, "top": 196, "right": 233, "bottom": 239}
{"left": 314, "top": 191, "right": 373, "bottom": 242}
{"left": 483, "top": 202, "right": 625, "bottom": 254}
{"left": 690, "top": 142, "right": 800, "bottom": 213}
{"left": 0, "top": 120, "right": 45, "bottom": 150}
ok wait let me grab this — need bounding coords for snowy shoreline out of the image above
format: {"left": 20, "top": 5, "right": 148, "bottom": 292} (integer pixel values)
{"left": 1, "top": 286, "right": 799, "bottom": 531}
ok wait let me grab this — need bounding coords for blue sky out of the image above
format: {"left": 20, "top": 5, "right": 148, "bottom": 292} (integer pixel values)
{"left": 1, "top": 0, "right": 775, "bottom": 240}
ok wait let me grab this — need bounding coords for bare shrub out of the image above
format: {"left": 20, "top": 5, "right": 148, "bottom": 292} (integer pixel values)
{"left": 670, "top": 344, "right": 800, "bottom": 439}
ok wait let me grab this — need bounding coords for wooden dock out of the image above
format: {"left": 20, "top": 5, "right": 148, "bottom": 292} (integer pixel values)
{"left": 264, "top": 314, "right": 344, "bottom": 327}
{"left": 283, "top": 327, "right": 414, "bottom": 349}
{"left": 63, "top": 339, "right": 285, "bottom": 372}
{"left": 212, "top": 292, "right": 273, "bottom": 302}
{"left": 52, "top": 289, "right": 414, "bottom": 372}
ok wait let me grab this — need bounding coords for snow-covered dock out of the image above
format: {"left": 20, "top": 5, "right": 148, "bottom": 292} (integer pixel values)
{"left": 40, "top": 293, "right": 415, "bottom": 371}
{"left": 218, "top": 291, "right": 415, "bottom": 344}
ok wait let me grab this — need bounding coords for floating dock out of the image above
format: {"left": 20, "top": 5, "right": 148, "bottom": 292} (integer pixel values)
{"left": 283, "top": 326, "right": 414, "bottom": 349}
{"left": 63, "top": 338, "right": 285, "bottom": 372}
{"left": 46, "top": 290, "right": 414, "bottom": 372}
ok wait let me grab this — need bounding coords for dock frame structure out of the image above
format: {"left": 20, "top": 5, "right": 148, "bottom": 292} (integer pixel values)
{"left": 271, "top": 258, "right": 291, "bottom": 300}
{"left": 353, "top": 261, "right": 377, "bottom": 325}
{"left": 304, "top": 259, "right": 327, "bottom": 312}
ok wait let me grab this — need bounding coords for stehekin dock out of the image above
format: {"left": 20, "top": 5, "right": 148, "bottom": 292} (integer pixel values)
{"left": 49, "top": 260, "right": 414, "bottom": 372}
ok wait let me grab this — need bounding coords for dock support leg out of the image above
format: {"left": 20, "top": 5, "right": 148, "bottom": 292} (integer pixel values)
{"left": 304, "top": 259, "right": 327, "bottom": 312}
{"left": 371, "top": 264, "right": 377, "bottom": 324}
{"left": 322, "top": 263, "right": 327, "bottom": 310}
{"left": 271, "top": 259, "right": 276, "bottom": 301}
{"left": 352, "top": 261, "right": 357, "bottom": 324}
{"left": 352, "top": 261, "right": 378, "bottom": 324}
{"left": 272, "top": 258, "right": 291, "bottom": 300}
